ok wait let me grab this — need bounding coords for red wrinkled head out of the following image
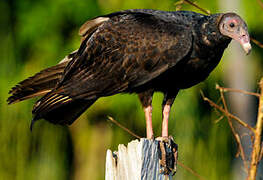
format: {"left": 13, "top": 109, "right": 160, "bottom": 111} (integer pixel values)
{"left": 219, "top": 13, "right": 251, "bottom": 54}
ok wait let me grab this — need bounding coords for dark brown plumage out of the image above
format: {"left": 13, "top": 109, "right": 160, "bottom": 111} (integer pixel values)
{"left": 8, "top": 9, "right": 251, "bottom": 137}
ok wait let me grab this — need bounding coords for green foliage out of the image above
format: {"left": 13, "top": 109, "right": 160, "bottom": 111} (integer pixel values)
{"left": 0, "top": 0, "right": 262, "bottom": 179}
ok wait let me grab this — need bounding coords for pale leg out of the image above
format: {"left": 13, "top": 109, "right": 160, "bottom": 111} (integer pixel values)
{"left": 162, "top": 104, "right": 171, "bottom": 137}
{"left": 138, "top": 90, "right": 154, "bottom": 139}
{"left": 144, "top": 106, "right": 153, "bottom": 139}
{"left": 161, "top": 92, "right": 177, "bottom": 137}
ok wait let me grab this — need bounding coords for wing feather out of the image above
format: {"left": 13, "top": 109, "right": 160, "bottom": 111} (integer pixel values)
{"left": 7, "top": 50, "right": 77, "bottom": 104}
{"left": 59, "top": 10, "right": 193, "bottom": 97}
{"left": 33, "top": 10, "right": 193, "bottom": 120}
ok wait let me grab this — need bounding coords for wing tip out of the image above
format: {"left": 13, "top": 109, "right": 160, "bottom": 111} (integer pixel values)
{"left": 7, "top": 94, "right": 20, "bottom": 105}
{"left": 30, "top": 114, "right": 42, "bottom": 132}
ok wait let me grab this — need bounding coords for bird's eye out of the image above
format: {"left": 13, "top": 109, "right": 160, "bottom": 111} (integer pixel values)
{"left": 229, "top": 22, "right": 235, "bottom": 28}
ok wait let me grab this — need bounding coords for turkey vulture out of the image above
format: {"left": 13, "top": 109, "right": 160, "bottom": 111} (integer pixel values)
{"left": 8, "top": 9, "right": 251, "bottom": 138}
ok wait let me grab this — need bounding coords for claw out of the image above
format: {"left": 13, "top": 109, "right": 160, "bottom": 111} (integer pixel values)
{"left": 156, "top": 136, "right": 178, "bottom": 175}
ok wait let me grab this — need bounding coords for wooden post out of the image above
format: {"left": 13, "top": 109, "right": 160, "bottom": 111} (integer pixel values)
{"left": 105, "top": 137, "right": 178, "bottom": 180}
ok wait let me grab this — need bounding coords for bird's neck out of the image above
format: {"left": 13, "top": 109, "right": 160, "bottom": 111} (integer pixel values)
{"left": 194, "top": 14, "right": 231, "bottom": 49}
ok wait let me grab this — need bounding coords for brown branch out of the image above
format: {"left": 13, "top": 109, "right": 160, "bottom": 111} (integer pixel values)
{"left": 259, "top": 142, "right": 263, "bottom": 161}
{"left": 251, "top": 37, "right": 263, "bottom": 49}
{"left": 214, "top": 115, "right": 224, "bottom": 123}
{"left": 201, "top": 91, "right": 255, "bottom": 132}
{"left": 107, "top": 116, "right": 141, "bottom": 139}
{"left": 177, "top": 161, "right": 206, "bottom": 180}
{"left": 218, "top": 88, "right": 248, "bottom": 171}
{"left": 247, "top": 79, "right": 263, "bottom": 180}
{"left": 216, "top": 84, "right": 260, "bottom": 97}
{"left": 183, "top": 0, "right": 211, "bottom": 15}
{"left": 174, "top": 0, "right": 184, "bottom": 11}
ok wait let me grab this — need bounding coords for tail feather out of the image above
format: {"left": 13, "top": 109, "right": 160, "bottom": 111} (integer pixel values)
{"left": 7, "top": 49, "right": 78, "bottom": 104}
{"left": 8, "top": 63, "right": 67, "bottom": 104}
{"left": 31, "top": 92, "right": 96, "bottom": 129}
{"left": 7, "top": 49, "right": 93, "bottom": 129}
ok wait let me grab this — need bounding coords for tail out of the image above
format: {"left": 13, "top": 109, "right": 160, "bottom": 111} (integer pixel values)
{"left": 7, "top": 50, "right": 77, "bottom": 104}
{"left": 31, "top": 91, "right": 96, "bottom": 130}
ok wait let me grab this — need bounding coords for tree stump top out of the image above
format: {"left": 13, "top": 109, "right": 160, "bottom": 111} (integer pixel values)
{"left": 106, "top": 138, "right": 178, "bottom": 180}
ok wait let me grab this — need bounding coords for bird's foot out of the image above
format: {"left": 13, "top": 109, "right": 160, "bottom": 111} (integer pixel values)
{"left": 156, "top": 136, "right": 178, "bottom": 176}
{"left": 147, "top": 134, "right": 155, "bottom": 140}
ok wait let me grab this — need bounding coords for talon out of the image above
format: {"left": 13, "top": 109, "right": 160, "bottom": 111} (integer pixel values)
{"left": 157, "top": 136, "right": 178, "bottom": 176}
{"left": 147, "top": 134, "right": 155, "bottom": 140}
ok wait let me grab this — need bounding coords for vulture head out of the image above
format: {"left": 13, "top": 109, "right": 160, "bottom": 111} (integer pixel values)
{"left": 219, "top": 13, "right": 251, "bottom": 54}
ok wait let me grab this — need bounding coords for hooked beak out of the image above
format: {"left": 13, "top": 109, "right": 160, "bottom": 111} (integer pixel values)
{"left": 234, "top": 28, "right": 252, "bottom": 55}
{"left": 242, "top": 42, "right": 252, "bottom": 55}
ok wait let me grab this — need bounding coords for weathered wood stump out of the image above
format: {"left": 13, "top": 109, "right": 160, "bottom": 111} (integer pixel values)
{"left": 105, "top": 137, "right": 178, "bottom": 180}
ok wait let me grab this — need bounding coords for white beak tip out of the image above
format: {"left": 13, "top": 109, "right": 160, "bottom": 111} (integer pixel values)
{"left": 242, "top": 42, "right": 252, "bottom": 55}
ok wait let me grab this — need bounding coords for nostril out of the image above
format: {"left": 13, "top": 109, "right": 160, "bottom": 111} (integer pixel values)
{"left": 240, "top": 34, "right": 249, "bottom": 43}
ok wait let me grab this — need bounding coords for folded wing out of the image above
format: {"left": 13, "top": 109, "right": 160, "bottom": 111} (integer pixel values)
{"left": 32, "top": 10, "right": 193, "bottom": 125}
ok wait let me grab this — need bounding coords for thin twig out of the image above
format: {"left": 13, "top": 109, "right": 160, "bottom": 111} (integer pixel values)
{"left": 107, "top": 116, "right": 141, "bottom": 139}
{"left": 174, "top": 0, "right": 184, "bottom": 11}
{"left": 200, "top": 91, "right": 255, "bottom": 132}
{"left": 214, "top": 115, "right": 224, "bottom": 123}
{"left": 216, "top": 84, "right": 260, "bottom": 97}
{"left": 177, "top": 161, "right": 206, "bottom": 180}
{"left": 251, "top": 37, "right": 263, "bottom": 48}
{"left": 183, "top": 0, "right": 211, "bottom": 15}
{"left": 219, "top": 88, "right": 248, "bottom": 171}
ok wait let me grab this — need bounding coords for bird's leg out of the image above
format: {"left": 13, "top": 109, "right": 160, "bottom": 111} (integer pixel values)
{"left": 162, "top": 104, "right": 171, "bottom": 137}
{"left": 144, "top": 105, "right": 153, "bottom": 139}
{"left": 162, "top": 93, "right": 177, "bottom": 137}
{"left": 138, "top": 90, "right": 154, "bottom": 139}
{"left": 158, "top": 92, "right": 178, "bottom": 176}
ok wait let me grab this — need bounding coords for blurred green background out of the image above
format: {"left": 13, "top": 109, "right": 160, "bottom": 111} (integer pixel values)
{"left": 1, "top": 0, "right": 263, "bottom": 179}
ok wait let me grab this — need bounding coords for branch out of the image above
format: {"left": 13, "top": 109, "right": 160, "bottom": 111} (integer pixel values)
{"left": 174, "top": 0, "right": 184, "bottom": 11}
{"left": 183, "top": 0, "right": 211, "bottom": 15}
{"left": 218, "top": 88, "right": 248, "bottom": 171}
{"left": 251, "top": 37, "right": 263, "bottom": 49}
{"left": 200, "top": 91, "right": 255, "bottom": 132}
{"left": 247, "top": 78, "right": 263, "bottom": 180}
{"left": 259, "top": 142, "right": 263, "bottom": 161}
{"left": 177, "top": 161, "right": 206, "bottom": 180}
{"left": 216, "top": 84, "right": 260, "bottom": 97}
{"left": 107, "top": 116, "right": 141, "bottom": 139}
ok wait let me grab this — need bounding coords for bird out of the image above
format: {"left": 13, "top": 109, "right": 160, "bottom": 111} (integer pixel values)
{"left": 7, "top": 9, "right": 251, "bottom": 138}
